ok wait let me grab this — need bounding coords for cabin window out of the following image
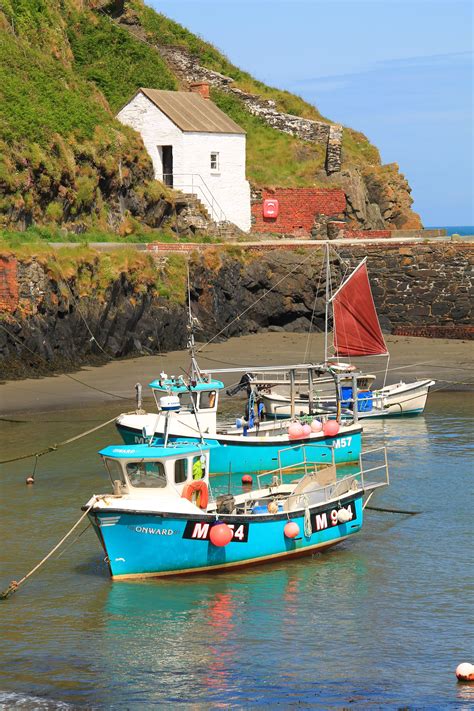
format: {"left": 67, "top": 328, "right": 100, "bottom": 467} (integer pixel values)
{"left": 179, "top": 391, "right": 198, "bottom": 411}
{"left": 126, "top": 461, "right": 166, "bottom": 488}
{"left": 174, "top": 458, "right": 188, "bottom": 484}
{"left": 199, "top": 390, "right": 216, "bottom": 410}
{"left": 210, "top": 152, "right": 219, "bottom": 172}
{"left": 104, "top": 458, "right": 126, "bottom": 485}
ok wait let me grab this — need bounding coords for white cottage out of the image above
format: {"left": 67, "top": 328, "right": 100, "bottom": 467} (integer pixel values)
{"left": 117, "top": 85, "right": 251, "bottom": 231}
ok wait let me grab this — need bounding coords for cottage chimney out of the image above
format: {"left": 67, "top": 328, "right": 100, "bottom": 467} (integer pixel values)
{"left": 189, "top": 82, "right": 210, "bottom": 100}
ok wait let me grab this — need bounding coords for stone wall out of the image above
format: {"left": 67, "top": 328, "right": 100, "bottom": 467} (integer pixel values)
{"left": 338, "top": 243, "right": 473, "bottom": 332}
{"left": 154, "top": 44, "right": 343, "bottom": 176}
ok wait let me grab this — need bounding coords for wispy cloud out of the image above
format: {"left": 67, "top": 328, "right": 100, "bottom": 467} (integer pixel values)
{"left": 292, "top": 50, "right": 473, "bottom": 88}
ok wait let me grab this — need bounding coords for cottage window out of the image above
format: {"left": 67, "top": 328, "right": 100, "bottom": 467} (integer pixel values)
{"left": 210, "top": 152, "right": 219, "bottom": 172}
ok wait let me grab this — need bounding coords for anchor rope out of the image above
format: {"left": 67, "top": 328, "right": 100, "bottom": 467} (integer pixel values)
{"left": 0, "top": 414, "right": 120, "bottom": 465}
{"left": 0, "top": 498, "right": 98, "bottom": 600}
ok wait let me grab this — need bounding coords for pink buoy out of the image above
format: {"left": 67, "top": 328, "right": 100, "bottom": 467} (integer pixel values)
{"left": 301, "top": 423, "right": 312, "bottom": 437}
{"left": 311, "top": 419, "right": 323, "bottom": 433}
{"left": 209, "top": 522, "right": 233, "bottom": 547}
{"left": 288, "top": 423, "right": 304, "bottom": 440}
{"left": 284, "top": 521, "right": 300, "bottom": 539}
{"left": 456, "top": 663, "right": 474, "bottom": 682}
{"left": 323, "top": 420, "right": 340, "bottom": 437}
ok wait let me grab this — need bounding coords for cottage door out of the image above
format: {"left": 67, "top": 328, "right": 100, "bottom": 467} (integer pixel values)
{"left": 161, "top": 146, "right": 173, "bottom": 187}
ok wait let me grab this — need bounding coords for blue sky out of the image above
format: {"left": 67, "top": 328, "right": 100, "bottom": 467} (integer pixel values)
{"left": 148, "top": 1, "right": 473, "bottom": 225}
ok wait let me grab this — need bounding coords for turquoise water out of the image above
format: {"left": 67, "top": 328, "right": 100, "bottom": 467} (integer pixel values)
{"left": 0, "top": 391, "right": 473, "bottom": 708}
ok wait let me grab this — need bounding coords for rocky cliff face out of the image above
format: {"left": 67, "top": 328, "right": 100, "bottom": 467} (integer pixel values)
{"left": 1, "top": 244, "right": 471, "bottom": 379}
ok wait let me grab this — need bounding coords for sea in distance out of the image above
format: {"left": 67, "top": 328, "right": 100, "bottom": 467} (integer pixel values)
{"left": 0, "top": 390, "right": 473, "bottom": 709}
{"left": 429, "top": 225, "right": 474, "bottom": 237}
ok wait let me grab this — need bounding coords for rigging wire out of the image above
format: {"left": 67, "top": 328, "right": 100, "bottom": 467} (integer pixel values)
{"left": 196, "top": 249, "right": 320, "bottom": 353}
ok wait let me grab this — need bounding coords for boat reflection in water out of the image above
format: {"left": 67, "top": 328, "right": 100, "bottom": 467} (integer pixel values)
{"left": 101, "top": 552, "right": 371, "bottom": 705}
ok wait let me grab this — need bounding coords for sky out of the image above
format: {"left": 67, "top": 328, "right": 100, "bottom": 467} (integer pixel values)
{"left": 147, "top": 0, "right": 473, "bottom": 226}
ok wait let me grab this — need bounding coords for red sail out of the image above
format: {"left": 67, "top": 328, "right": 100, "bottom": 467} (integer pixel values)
{"left": 332, "top": 261, "right": 388, "bottom": 357}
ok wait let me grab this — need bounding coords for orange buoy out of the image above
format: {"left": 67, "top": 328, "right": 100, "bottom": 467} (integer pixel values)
{"left": 284, "top": 521, "right": 300, "bottom": 539}
{"left": 323, "top": 419, "right": 340, "bottom": 437}
{"left": 209, "top": 521, "right": 233, "bottom": 547}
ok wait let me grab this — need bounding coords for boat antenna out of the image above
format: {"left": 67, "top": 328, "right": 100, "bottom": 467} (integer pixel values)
{"left": 186, "top": 264, "right": 202, "bottom": 382}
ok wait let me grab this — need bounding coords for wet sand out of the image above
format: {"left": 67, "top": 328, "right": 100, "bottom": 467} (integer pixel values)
{"left": 0, "top": 333, "right": 472, "bottom": 415}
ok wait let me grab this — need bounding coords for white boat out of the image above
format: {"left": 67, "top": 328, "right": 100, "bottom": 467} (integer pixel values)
{"left": 255, "top": 255, "right": 435, "bottom": 419}
{"left": 259, "top": 374, "right": 435, "bottom": 419}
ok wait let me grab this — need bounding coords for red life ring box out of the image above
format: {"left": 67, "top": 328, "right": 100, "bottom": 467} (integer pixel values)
{"left": 263, "top": 199, "right": 279, "bottom": 219}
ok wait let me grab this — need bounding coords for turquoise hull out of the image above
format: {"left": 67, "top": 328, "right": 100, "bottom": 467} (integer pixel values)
{"left": 116, "top": 424, "right": 362, "bottom": 474}
{"left": 89, "top": 495, "right": 364, "bottom": 578}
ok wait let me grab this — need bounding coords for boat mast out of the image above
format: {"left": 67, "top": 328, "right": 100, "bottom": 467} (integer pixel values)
{"left": 186, "top": 265, "right": 201, "bottom": 382}
{"left": 324, "top": 243, "right": 330, "bottom": 364}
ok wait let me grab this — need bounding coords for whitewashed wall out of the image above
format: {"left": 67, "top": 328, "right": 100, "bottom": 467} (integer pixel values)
{"left": 117, "top": 92, "right": 184, "bottom": 178}
{"left": 117, "top": 92, "right": 251, "bottom": 232}
{"left": 181, "top": 132, "right": 250, "bottom": 231}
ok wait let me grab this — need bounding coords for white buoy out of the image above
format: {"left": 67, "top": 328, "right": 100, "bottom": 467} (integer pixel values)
{"left": 456, "top": 663, "right": 474, "bottom": 682}
{"left": 337, "top": 507, "right": 353, "bottom": 523}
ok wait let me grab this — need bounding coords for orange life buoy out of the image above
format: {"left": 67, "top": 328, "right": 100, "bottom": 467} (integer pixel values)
{"left": 181, "top": 480, "right": 209, "bottom": 510}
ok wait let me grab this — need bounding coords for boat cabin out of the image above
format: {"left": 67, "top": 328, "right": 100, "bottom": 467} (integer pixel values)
{"left": 149, "top": 376, "right": 224, "bottom": 414}
{"left": 99, "top": 442, "right": 215, "bottom": 502}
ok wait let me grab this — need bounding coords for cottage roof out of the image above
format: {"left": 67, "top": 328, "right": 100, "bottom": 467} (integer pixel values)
{"left": 137, "top": 88, "right": 245, "bottom": 134}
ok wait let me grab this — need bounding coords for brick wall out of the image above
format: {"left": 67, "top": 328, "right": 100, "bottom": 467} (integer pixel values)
{"left": 251, "top": 188, "right": 346, "bottom": 235}
{"left": 0, "top": 256, "right": 19, "bottom": 313}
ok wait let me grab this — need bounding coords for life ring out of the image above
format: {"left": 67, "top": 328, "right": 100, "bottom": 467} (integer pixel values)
{"left": 181, "top": 480, "right": 209, "bottom": 510}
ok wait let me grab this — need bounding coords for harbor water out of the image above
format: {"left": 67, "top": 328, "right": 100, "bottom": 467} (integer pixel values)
{"left": 0, "top": 391, "right": 473, "bottom": 708}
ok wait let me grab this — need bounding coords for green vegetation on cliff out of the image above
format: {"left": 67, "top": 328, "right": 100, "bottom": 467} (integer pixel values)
{"left": 0, "top": 0, "right": 418, "bottom": 235}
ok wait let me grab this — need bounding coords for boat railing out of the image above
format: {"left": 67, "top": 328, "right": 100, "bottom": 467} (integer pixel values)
{"left": 283, "top": 472, "right": 363, "bottom": 511}
{"left": 358, "top": 446, "right": 390, "bottom": 489}
{"left": 256, "top": 442, "right": 336, "bottom": 489}
{"left": 255, "top": 445, "right": 389, "bottom": 506}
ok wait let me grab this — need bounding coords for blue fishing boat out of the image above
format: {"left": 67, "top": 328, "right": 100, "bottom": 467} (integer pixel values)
{"left": 84, "top": 440, "right": 389, "bottom": 579}
{"left": 115, "top": 364, "right": 363, "bottom": 474}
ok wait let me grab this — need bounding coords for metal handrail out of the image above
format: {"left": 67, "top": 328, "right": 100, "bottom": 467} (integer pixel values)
{"left": 256, "top": 442, "right": 336, "bottom": 489}
{"left": 163, "top": 173, "right": 228, "bottom": 223}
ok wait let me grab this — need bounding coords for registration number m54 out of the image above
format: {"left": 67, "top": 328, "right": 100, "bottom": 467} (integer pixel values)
{"left": 183, "top": 521, "right": 249, "bottom": 543}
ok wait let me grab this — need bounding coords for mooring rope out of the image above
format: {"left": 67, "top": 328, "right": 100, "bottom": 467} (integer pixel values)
{"left": 0, "top": 498, "right": 98, "bottom": 600}
{"left": 0, "top": 415, "right": 119, "bottom": 465}
{"left": 0, "top": 322, "right": 132, "bottom": 401}
{"left": 365, "top": 505, "right": 421, "bottom": 515}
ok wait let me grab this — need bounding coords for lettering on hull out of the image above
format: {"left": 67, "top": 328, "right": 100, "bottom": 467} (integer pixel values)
{"left": 183, "top": 521, "right": 249, "bottom": 543}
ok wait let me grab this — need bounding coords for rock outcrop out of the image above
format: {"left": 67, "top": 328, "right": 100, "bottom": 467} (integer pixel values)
{"left": 1, "top": 244, "right": 471, "bottom": 379}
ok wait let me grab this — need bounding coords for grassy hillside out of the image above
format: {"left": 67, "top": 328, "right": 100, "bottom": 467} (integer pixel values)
{"left": 0, "top": 0, "right": 406, "bottom": 234}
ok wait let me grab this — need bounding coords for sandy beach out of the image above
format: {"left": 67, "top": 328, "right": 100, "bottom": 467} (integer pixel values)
{"left": 0, "top": 333, "right": 472, "bottom": 415}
